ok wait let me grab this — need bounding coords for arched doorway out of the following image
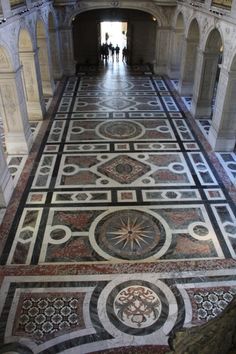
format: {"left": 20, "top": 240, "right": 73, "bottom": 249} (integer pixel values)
{"left": 192, "top": 28, "right": 223, "bottom": 118}
{"left": 179, "top": 19, "right": 200, "bottom": 96}
{"left": 72, "top": 9, "right": 157, "bottom": 68}
{"left": 19, "top": 28, "right": 45, "bottom": 121}
{"left": 169, "top": 12, "right": 184, "bottom": 78}
{"left": 36, "top": 20, "right": 55, "bottom": 96}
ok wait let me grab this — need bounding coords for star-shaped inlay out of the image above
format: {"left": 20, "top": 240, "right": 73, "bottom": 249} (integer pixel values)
{"left": 95, "top": 210, "right": 166, "bottom": 260}
{"left": 108, "top": 216, "right": 153, "bottom": 251}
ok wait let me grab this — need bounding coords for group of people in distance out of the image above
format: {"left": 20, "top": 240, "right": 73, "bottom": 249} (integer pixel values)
{"left": 100, "top": 42, "right": 128, "bottom": 62}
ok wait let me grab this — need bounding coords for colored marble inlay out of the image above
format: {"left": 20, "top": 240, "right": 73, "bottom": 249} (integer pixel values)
{"left": 187, "top": 287, "right": 236, "bottom": 324}
{"left": 13, "top": 292, "right": 85, "bottom": 343}
{"left": 98, "top": 155, "right": 151, "bottom": 184}
{"left": 0, "top": 65, "right": 236, "bottom": 354}
{"left": 94, "top": 209, "right": 166, "bottom": 260}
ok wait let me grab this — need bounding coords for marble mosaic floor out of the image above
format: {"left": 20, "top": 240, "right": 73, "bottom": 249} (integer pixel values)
{"left": 0, "top": 64, "right": 236, "bottom": 353}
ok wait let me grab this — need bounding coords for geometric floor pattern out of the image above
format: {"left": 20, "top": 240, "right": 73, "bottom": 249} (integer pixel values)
{"left": 0, "top": 64, "right": 236, "bottom": 353}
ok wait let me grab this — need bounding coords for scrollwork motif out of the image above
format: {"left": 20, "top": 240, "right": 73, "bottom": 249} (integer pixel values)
{"left": 114, "top": 285, "right": 161, "bottom": 328}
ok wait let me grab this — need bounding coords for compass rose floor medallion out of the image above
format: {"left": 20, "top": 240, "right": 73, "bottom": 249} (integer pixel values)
{"left": 92, "top": 209, "right": 168, "bottom": 260}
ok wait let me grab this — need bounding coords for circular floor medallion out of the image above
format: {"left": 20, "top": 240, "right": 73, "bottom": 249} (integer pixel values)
{"left": 98, "top": 120, "right": 143, "bottom": 140}
{"left": 106, "top": 280, "right": 169, "bottom": 335}
{"left": 114, "top": 285, "right": 162, "bottom": 328}
{"left": 94, "top": 209, "right": 166, "bottom": 260}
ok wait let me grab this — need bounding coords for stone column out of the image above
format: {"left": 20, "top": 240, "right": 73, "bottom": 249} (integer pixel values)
{"left": 37, "top": 37, "right": 55, "bottom": 96}
{"left": 168, "top": 29, "right": 184, "bottom": 78}
{"left": 0, "top": 142, "right": 13, "bottom": 207}
{"left": 191, "top": 49, "right": 219, "bottom": 117}
{"left": 178, "top": 38, "right": 198, "bottom": 95}
{"left": 0, "top": 67, "right": 33, "bottom": 154}
{"left": 208, "top": 68, "right": 236, "bottom": 151}
{"left": 20, "top": 50, "right": 46, "bottom": 120}
{"left": 59, "top": 26, "right": 75, "bottom": 76}
{"left": 154, "top": 26, "right": 171, "bottom": 75}
{"left": 49, "top": 28, "right": 63, "bottom": 79}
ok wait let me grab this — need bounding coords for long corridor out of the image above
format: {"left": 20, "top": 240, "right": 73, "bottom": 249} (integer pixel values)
{"left": 0, "top": 63, "right": 236, "bottom": 353}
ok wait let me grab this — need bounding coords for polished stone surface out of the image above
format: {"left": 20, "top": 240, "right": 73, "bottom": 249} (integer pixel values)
{"left": 0, "top": 63, "right": 236, "bottom": 353}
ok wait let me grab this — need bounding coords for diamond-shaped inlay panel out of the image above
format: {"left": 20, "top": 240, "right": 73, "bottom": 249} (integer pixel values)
{"left": 98, "top": 155, "right": 151, "bottom": 184}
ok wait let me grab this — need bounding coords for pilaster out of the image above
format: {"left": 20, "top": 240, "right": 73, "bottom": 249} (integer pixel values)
{"left": 0, "top": 67, "right": 33, "bottom": 154}
{"left": 208, "top": 68, "right": 236, "bottom": 151}
{"left": 49, "top": 28, "right": 63, "bottom": 79}
{"left": 168, "top": 29, "right": 184, "bottom": 78}
{"left": 0, "top": 143, "right": 13, "bottom": 207}
{"left": 38, "top": 38, "right": 55, "bottom": 96}
{"left": 20, "top": 50, "right": 46, "bottom": 120}
{"left": 178, "top": 38, "right": 198, "bottom": 95}
{"left": 59, "top": 27, "right": 76, "bottom": 76}
{"left": 191, "top": 49, "right": 219, "bottom": 118}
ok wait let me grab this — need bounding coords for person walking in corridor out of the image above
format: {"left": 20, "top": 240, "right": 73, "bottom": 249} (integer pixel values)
{"left": 115, "top": 45, "right": 120, "bottom": 61}
{"left": 122, "top": 46, "right": 128, "bottom": 62}
{"left": 111, "top": 46, "right": 115, "bottom": 61}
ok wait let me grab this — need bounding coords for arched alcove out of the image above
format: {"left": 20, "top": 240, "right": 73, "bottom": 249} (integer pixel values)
{"left": 0, "top": 45, "right": 13, "bottom": 72}
{"left": 193, "top": 28, "right": 223, "bottom": 118}
{"left": 19, "top": 28, "right": 33, "bottom": 51}
{"left": 205, "top": 28, "right": 222, "bottom": 53}
{"left": 176, "top": 12, "right": 184, "bottom": 28}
